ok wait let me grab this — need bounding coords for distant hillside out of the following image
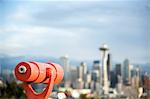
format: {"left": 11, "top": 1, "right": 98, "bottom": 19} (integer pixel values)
{"left": 0, "top": 54, "right": 93, "bottom": 70}
{"left": 0, "top": 55, "right": 59, "bottom": 70}
{"left": 0, "top": 54, "right": 149, "bottom": 74}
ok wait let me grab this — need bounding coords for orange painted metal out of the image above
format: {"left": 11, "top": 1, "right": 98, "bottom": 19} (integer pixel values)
{"left": 14, "top": 61, "right": 64, "bottom": 99}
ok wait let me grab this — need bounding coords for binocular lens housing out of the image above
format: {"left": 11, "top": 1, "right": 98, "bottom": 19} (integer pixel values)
{"left": 15, "top": 62, "right": 64, "bottom": 84}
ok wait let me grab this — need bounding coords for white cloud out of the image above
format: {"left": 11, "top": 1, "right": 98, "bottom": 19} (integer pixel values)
{"left": 0, "top": 25, "right": 81, "bottom": 57}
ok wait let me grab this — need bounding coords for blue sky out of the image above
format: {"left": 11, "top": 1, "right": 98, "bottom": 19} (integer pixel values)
{"left": 0, "top": 0, "right": 149, "bottom": 64}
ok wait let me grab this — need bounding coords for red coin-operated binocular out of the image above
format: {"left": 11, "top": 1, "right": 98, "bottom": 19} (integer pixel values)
{"left": 14, "top": 61, "right": 64, "bottom": 99}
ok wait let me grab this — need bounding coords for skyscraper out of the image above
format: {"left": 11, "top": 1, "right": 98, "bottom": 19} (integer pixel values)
{"left": 131, "top": 67, "right": 140, "bottom": 88}
{"left": 115, "top": 64, "right": 123, "bottom": 87}
{"left": 70, "top": 66, "right": 78, "bottom": 88}
{"left": 92, "top": 60, "right": 102, "bottom": 94}
{"left": 115, "top": 64, "right": 122, "bottom": 76}
{"left": 92, "top": 60, "right": 101, "bottom": 83}
{"left": 110, "top": 71, "right": 117, "bottom": 88}
{"left": 85, "top": 72, "right": 91, "bottom": 89}
{"left": 60, "top": 55, "right": 70, "bottom": 87}
{"left": 143, "top": 73, "right": 150, "bottom": 93}
{"left": 81, "top": 62, "right": 88, "bottom": 87}
{"left": 77, "top": 62, "right": 88, "bottom": 89}
{"left": 78, "top": 64, "right": 83, "bottom": 80}
{"left": 81, "top": 62, "right": 87, "bottom": 79}
{"left": 123, "top": 59, "right": 131, "bottom": 84}
{"left": 93, "top": 60, "right": 100, "bottom": 70}
{"left": 99, "top": 44, "right": 109, "bottom": 94}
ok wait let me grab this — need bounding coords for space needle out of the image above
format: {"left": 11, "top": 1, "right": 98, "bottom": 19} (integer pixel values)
{"left": 99, "top": 44, "right": 109, "bottom": 95}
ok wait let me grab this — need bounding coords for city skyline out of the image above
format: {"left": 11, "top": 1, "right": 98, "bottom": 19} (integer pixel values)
{"left": 0, "top": 44, "right": 149, "bottom": 99}
{"left": 0, "top": 0, "right": 149, "bottom": 64}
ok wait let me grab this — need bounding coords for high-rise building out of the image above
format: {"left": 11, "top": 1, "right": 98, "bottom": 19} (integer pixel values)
{"left": 80, "top": 62, "right": 87, "bottom": 81}
{"left": 77, "top": 64, "right": 83, "bottom": 80}
{"left": 70, "top": 66, "right": 78, "bottom": 88}
{"left": 93, "top": 60, "right": 100, "bottom": 70}
{"left": 92, "top": 70, "right": 99, "bottom": 82}
{"left": 115, "top": 64, "right": 122, "bottom": 76}
{"left": 92, "top": 60, "right": 102, "bottom": 94}
{"left": 77, "top": 62, "right": 88, "bottom": 89}
{"left": 123, "top": 59, "right": 131, "bottom": 84}
{"left": 143, "top": 73, "right": 150, "bottom": 93}
{"left": 115, "top": 64, "right": 122, "bottom": 85}
{"left": 77, "top": 62, "right": 88, "bottom": 88}
{"left": 84, "top": 72, "right": 91, "bottom": 89}
{"left": 110, "top": 71, "right": 117, "bottom": 88}
{"left": 91, "top": 70, "right": 100, "bottom": 91}
{"left": 92, "top": 60, "right": 101, "bottom": 82}
{"left": 131, "top": 67, "right": 140, "bottom": 78}
{"left": 99, "top": 44, "right": 109, "bottom": 94}
{"left": 131, "top": 67, "right": 140, "bottom": 88}
{"left": 60, "top": 55, "right": 70, "bottom": 87}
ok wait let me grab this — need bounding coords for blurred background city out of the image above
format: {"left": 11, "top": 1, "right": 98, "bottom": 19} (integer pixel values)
{"left": 0, "top": 0, "right": 150, "bottom": 99}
